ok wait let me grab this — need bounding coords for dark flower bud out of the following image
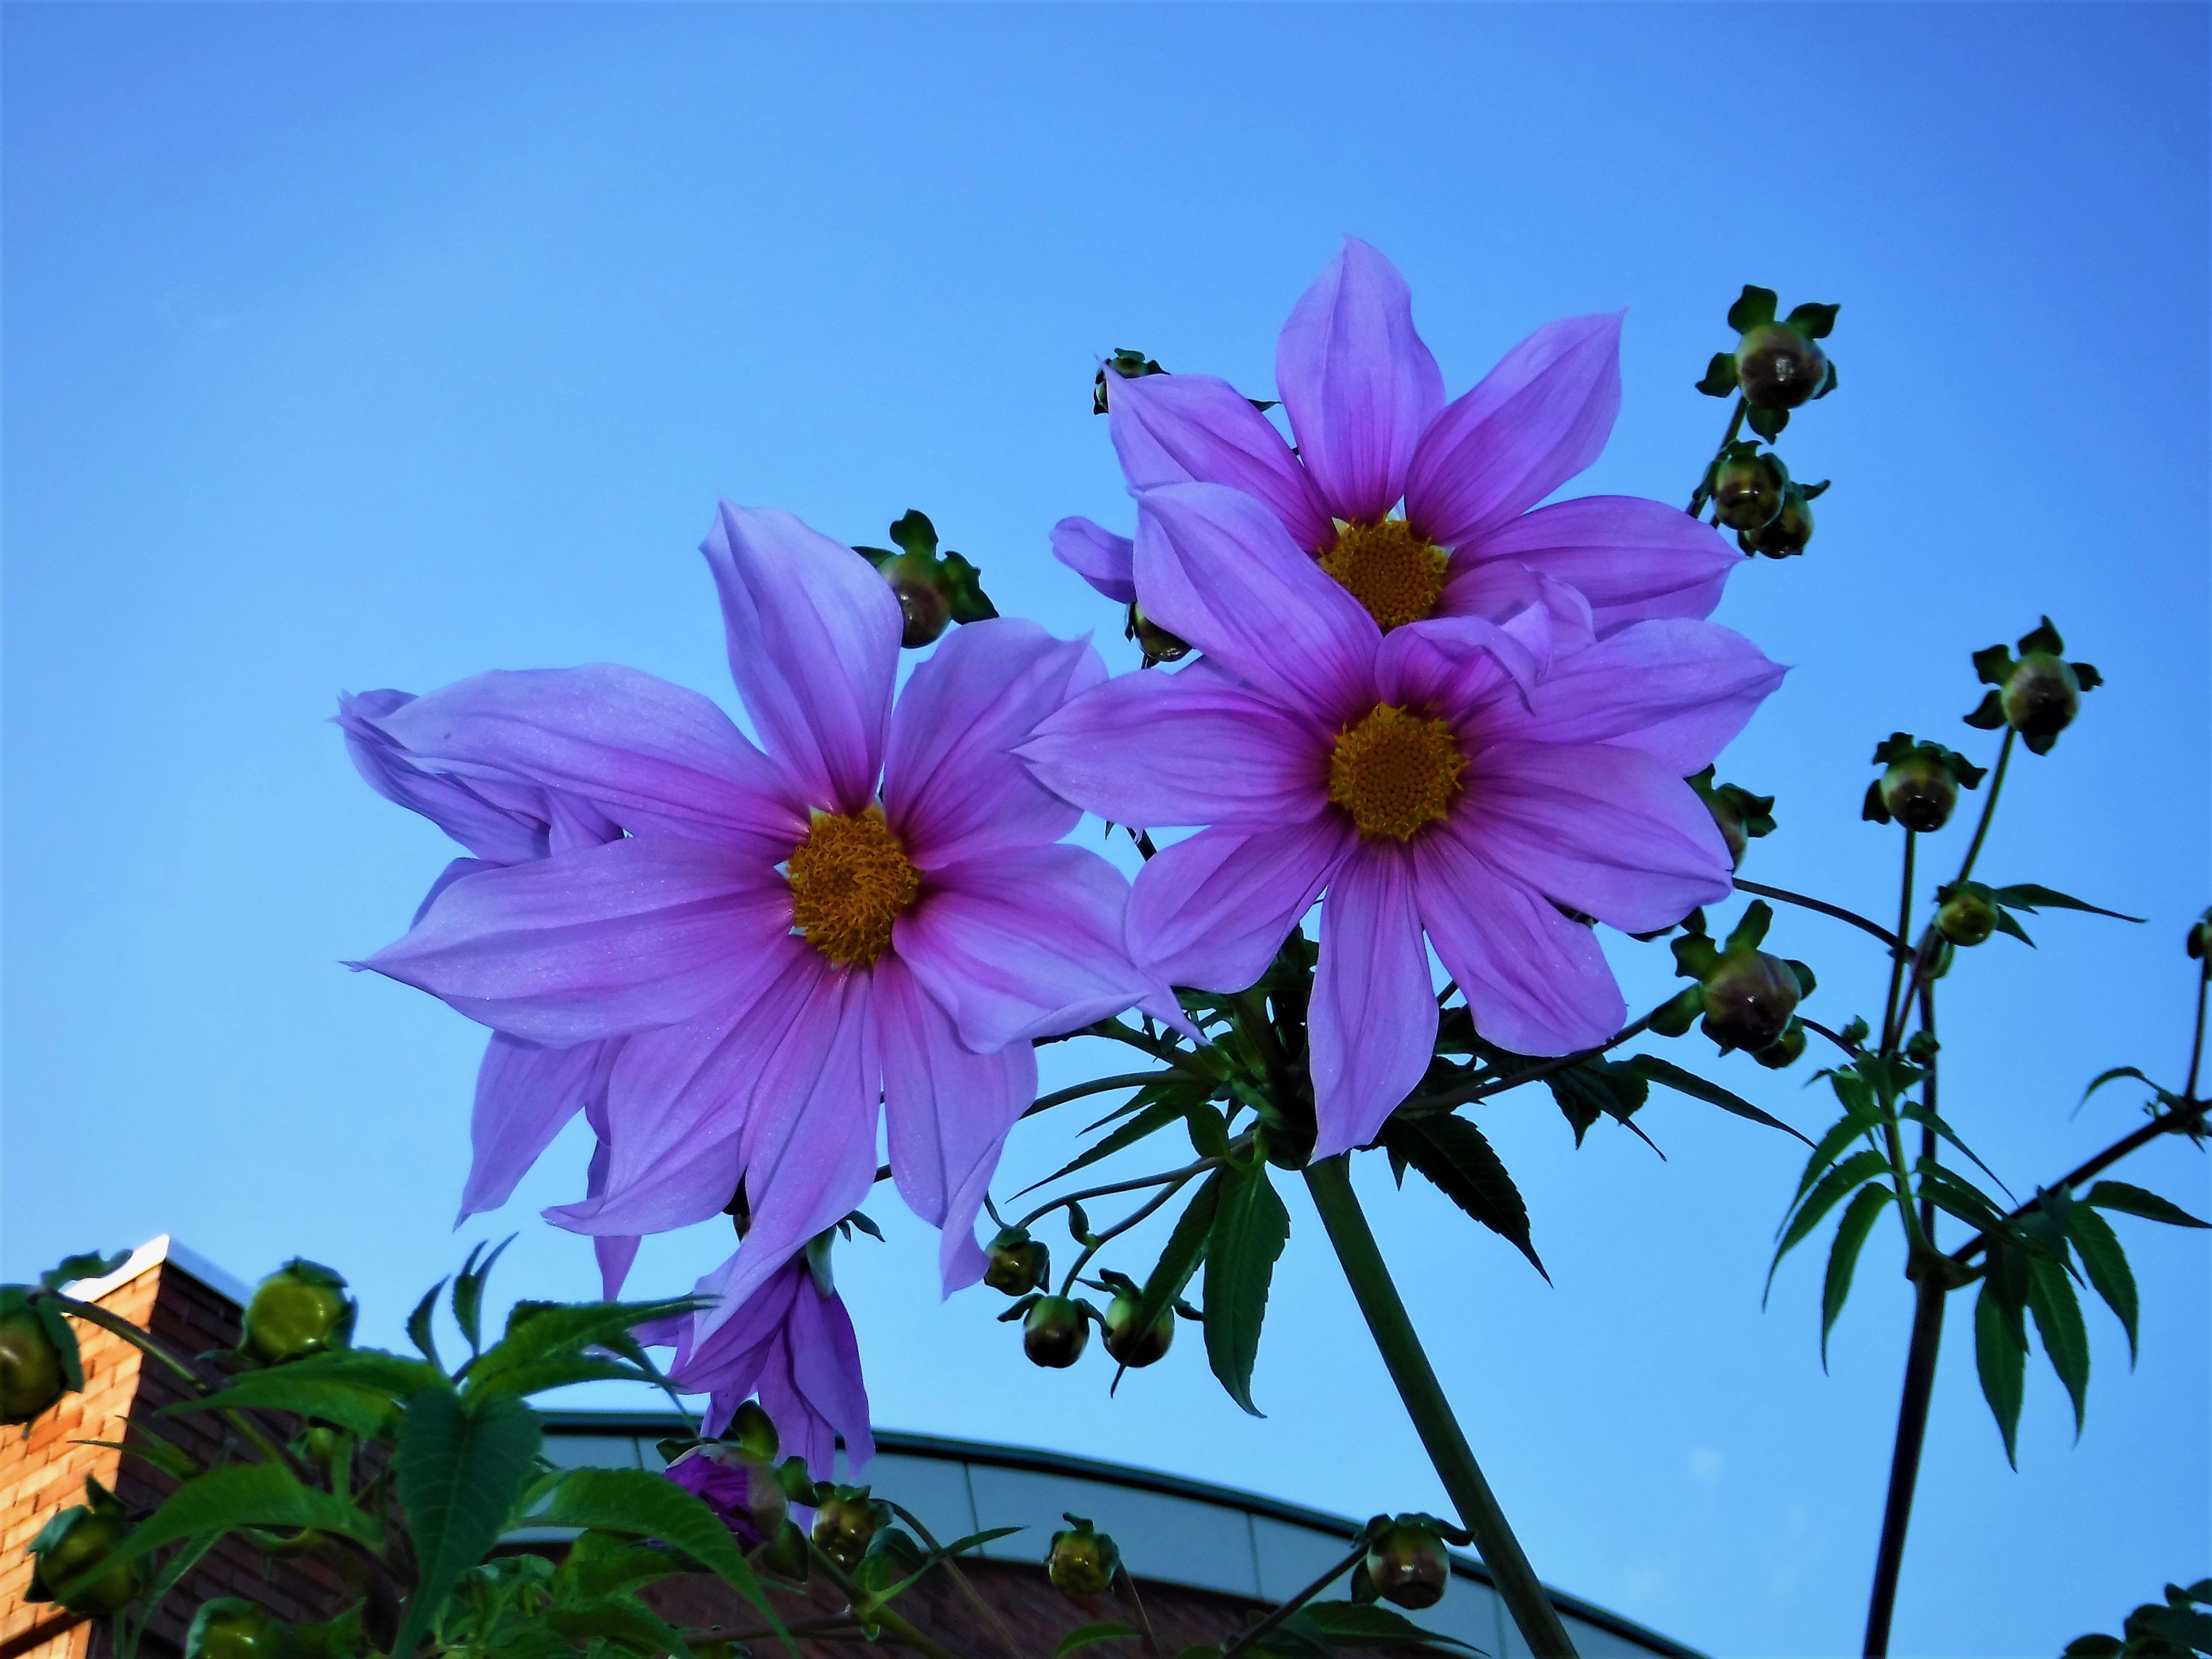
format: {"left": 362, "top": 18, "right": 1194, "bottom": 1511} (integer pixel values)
{"left": 1701, "top": 952, "right": 1804, "bottom": 1054}
{"left": 726, "top": 1400, "right": 779, "bottom": 1466}
{"left": 1094, "top": 349, "right": 1167, "bottom": 415}
{"left": 1938, "top": 890, "right": 1999, "bottom": 947}
{"left": 1365, "top": 1521, "right": 1450, "bottom": 1611}
{"left": 1736, "top": 481, "right": 1820, "bottom": 558}
{"left": 30, "top": 1504, "right": 140, "bottom": 1617}
{"left": 1022, "top": 1297, "right": 1090, "bottom": 1369}
{"left": 0, "top": 1290, "right": 71, "bottom": 1425}
{"left": 242, "top": 1260, "right": 355, "bottom": 1367}
{"left": 1753, "top": 1023, "right": 1808, "bottom": 1070}
{"left": 1126, "top": 603, "right": 1191, "bottom": 665}
{"left": 1709, "top": 445, "right": 1789, "bottom": 532}
{"left": 1735, "top": 323, "right": 1830, "bottom": 411}
{"left": 186, "top": 1599, "right": 279, "bottom": 1659}
{"left": 757, "top": 1517, "right": 810, "bottom": 1583}
{"left": 853, "top": 512, "right": 998, "bottom": 649}
{"left": 1863, "top": 734, "right": 1986, "bottom": 833}
{"left": 1963, "top": 618, "right": 2101, "bottom": 755}
{"left": 1100, "top": 1282, "right": 1173, "bottom": 1370}
{"left": 1046, "top": 1515, "right": 1120, "bottom": 1598}
{"left": 1687, "top": 767, "right": 1776, "bottom": 869}
{"left": 2188, "top": 909, "right": 2212, "bottom": 961}
{"left": 982, "top": 1228, "right": 1049, "bottom": 1297}
{"left": 853, "top": 1527, "right": 925, "bottom": 1598}
{"left": 809, "top": 1490, "right": 884, "bottom": 1570}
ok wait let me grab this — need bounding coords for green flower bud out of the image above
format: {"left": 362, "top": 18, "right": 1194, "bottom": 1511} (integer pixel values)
{"left": 1022, "top": 1296, "right": 1090, "bottom": 1369}
{"left": 758, "top": 1517, "right": 810, "bottom": 1582}
{"left": 242, "top": 1260, "right": 355, "bottom": 1367}
{"left": 726, "top": 1401, "right": 779, "bottom": 1466}
{"left": 982, "top": 1229, "right": 1050, "bottom": 1297}
{"left": 1734, "top": 323, "right": 1829, "bottom": 411}
{"left": 1126, "top": 603, "right": 1191, "bottom": 665}
{"left": 1709, "top": 446, "right": 1788, "bottom": 532}
{"left": 809, "top": 1491, "right": 883, "bottom": 1570}
{"left": 853, "top": 1527, "right": 925, "bottom": 1599}
{"left": 1094, "top": 349, "right": 1166, "bottom": 416}
{"left": 1687, "top": 767, "right": 1776, "bottom": 869}
{"left": 1753, "top": 1022, "right": 1808, "bottom": 1070}
{"left": 1101, "top": 1286, "right": 1173, "bottom": 1370}
{"left": 2001, "top": 654, "right": 2081, "bottom": 745}
{"left": 1938, "top": 890, "right": 1998, "bottom": 947}
{"left": 1046, "top": 1515, "right": 1120, "bottom": 1598}
{"left": 1863, "top": 734, "right": 1985, "bottom": 832}
{"left": 853, "top": 512, "right": 998, "bottom": 649}
{"left": 31, "top": 1505, "right": 140, "bottom": 1617}
{"left": 0, "top": 1292, "right": 70, "bottom": 1425}
{"left": 1365, "top": 1521, "right": 1449, "bottom": 1611}
{"left": 1737, "top": 481, "right": 1816, "bottom": 558}
{"left": 186, "top": 1599, "right": 280, "bottom": 1659}
{"left": 2188, "top": 909, "right": 2212, "bottom": 961}
{"left": 1700, "top": 951, "right": 1803, "bottom": 1054}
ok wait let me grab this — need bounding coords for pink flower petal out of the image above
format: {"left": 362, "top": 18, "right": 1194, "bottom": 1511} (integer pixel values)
{"left": 1414, "top": 827, "right": 1626, "bottom": 1055}
{"left": 1462, "top": 496, "right": 1740, "bottom": 637}
{"left": 456, "top": 1034, "right": 618, "bottom": 1224}
{"left": 1051, "top": 517, "right": 1137, "bottom": 604}
{"left": 1404, "top": 314, "right": 1624, "bottom": 549}
{"left": 896, "top": 844, "right": 1155, "bottom": 1050}
{"left": 1459, "top": 740, "right": 1734, "bottom": 933}
{"left": 361, "top": 838, "right": 796, "bottom": 1046}
{"left": 884, "top": 619, "right": 1101, "bottom": 868}
{"left": 1130, "top": 817, "right": 1354, "bottom": 994}
{"left": 1275, "top": 238, "right": 1446, "bottom": 524}
{"left": 1020, "top": 670, "right": 1329, "bottom": 830}
{"left": 1133, "top": 483, "right": 1378, "bottom": 725}
{"left": 702, "top": 503, "right": 901, "bottom": 815}
{"left": 875, "top": 956, "right": 1037, "bottom": 1295}
{"left": 1308, "top": 844, "right": 1437, "bottom": 1158}
{"left": 1107, "top": 372, "right": 1335, "bottom": 550}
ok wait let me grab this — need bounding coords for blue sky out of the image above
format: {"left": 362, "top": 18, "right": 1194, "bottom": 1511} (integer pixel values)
{"left": 5, "top": 5, "right": 2206, "bottom": 1655}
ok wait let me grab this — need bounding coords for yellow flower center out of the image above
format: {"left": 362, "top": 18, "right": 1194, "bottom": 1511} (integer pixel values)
{"left": 788, "top": 806, "right": 921, "bottom": 967}
{"left": 1328, "top": 705, "right": 1467, "bottom": 842}
{"left": 1318, "top": 518, "right": 1449, "bottom": 631}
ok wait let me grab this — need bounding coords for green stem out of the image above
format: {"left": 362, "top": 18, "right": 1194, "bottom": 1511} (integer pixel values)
{"left": 1302, "top": 1157, "right": 1580, "bottom": 1659}
{"left": 2185, "top": 957, "right": 2209, "bottom": 1106}
{"left": 1058, "top": 1168, "right": 1204, "bottom": 1295}
{"left": 1686, "top": 397, "right": 1749, "bottom": 515}
{"left": 1405, "top": 1011, "right": 1658, "bottom": 1115}
{"left": 1732, "top": 877, "right": 1899, "bottom": 949}
{"left": 1013, "top": 1154, "right": 1221, "bottom": 1233}
{"left": 1021, "top": 1070, "right": 1182, "bottom": 1122}
{"left": 805, "top": 1540, "right": 972, "bottom": 1659}
{"left": 1220, "top": 1539, "right": 1369, "bottom": 1659}
{"left": 1953, "top": 727, "right": 2015, "bottom": 890}
{"left": 1879, "top": 830, "right": 1918, "bottom": 1055}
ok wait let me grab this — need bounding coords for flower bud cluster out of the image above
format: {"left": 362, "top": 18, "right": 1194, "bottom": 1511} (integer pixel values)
{"left": 1653, "top": 902, "right": 1814, "bottom": 1064}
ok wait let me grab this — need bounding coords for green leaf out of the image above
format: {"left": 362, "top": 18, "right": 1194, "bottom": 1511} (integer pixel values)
{"left": 2083, "top": 1180, "right": 2211, "bottom": 1229}
{"left": 1380, "top": 1113, "right": 1546, "bottom": 1280}
{"left": 70, "top": 1430, "right": 197, "bottom": 1482}
{"left": 2025, "top": 1255, "right": 2090, "bottom": 1437}
{"left": 1768, "top": 1149, "right": 1891, "bottom": 1296}
{"left": 1974, "top": 1281, "right": 2028, "bottom": 1468}
{"left": 1788, "top": 1105, "right": 1884, "bottom": 1214}
{"left": 452, "top": 1238, "right": 516, "bottom": 1356}
{"left": 1727, "top": 284, "right": 1778, "bottom": 331}
{"left": 1993, "top": 908, "right": 2037, "bottom": 948}
{"left": 1989, "top": 883, "right": 2145, "bottom": 924}
{"left": 1022, "top": 1098, "right": 1189, "bottom": 1194}
{"left": 538, "top": 1467, "right": 777, "bottom": 1628}
{"left": 1622, "top": 1054, "right": 1814, "bottom": 1145}
{"left": 42, "top": 1250, "right": 130, "bottom": 1291}
{"left": 465, "top": 1298, "right": 699, "bottom": 1397}
{"left": 1916, "top": 1162, "right": 2010, "bottom": 1233}
{"left": 2066, "top": 1204, "right": 2140, "bottom": 1363}
{"left": 1125, "top": 1173, "right": 1221, "bottom": 1359}
{"left": 1820, "top": 1185, "right": 1894, "bottom": 1368}
{"left": 1544, "top": 1058, "right": 1647, "bottom": 1147}
{"left": 1746, "top": 403, "right": 1789, "bottom": 442}
{"left": 559, "top": 1541, "right": 694, "bottom": 1601}
{"left": 409, "top": 1279, "right": 447, "bottom": 1370}
{"left": 1056, "top": 1623, "right": 1142, "bottom": 1658}
{"left": 1202, "top": 1164, "right": 1290, "bottom": 1417}
{"left": 389, "top": 1386, "right": 546, "bottom": 1659}
{"left": 546, "top": 1594, "right": 691, "bottom": 1657}
{"left": 274, "top": 1347, "right": 448, "bottom": 1399}
{"left": 1301, "top": 1599, "right": 1479, "bottom": 1650}
{"left": 471, "top": 1357, "right": 661, "bottom": 1401}
{"left": 2080, "top": 1066, "right": 2171, "bottom": 1107}
{"left": 1184, "top": 1101, "right": 1232, "bottom": 1161}
{"left": 1895, "top": 1101, "right": 2013, "bottom": 1198}
{"left": 26, "top": 1297, "right": 85, "bottom": 1393}
{"left": 160, "top": 1374, "right": 399, "bottom": 1441}
{"left": 1784, "top": 301, "right": 1840, "bottom": 338}
{"left": 1694, "top": 352, "right": 1739, "bottom": 397}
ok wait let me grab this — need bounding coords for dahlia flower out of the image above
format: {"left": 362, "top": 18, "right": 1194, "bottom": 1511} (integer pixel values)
{"left": 663, "top": 1449, "right": 773, "bottom": 1545}
{"left": 1058, "top": 238, "right": 1739, "bottom": 665}
{"left": 355, "top": 506, "right": 1158, "bottom": 1328}
{"left": 1022, "top": 483, "right": 1785, "bottom": 1156}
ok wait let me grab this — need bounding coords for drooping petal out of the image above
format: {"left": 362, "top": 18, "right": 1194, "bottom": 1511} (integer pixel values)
{"left": 778, "top": 1275, "right": 874, "bottom": 1471}
{"left": 875, "top": 958, "right": 1036, "bottom": 1295}
{"left": 361, "top": 838, "right": 795, "bottom": 1045}
{"left": 1131, "top": 818, "right": 1354, "bottom": 993}
{"left": 339, "top": 690, "right": 550, "bottom": 866}
{"left": 367, "top": 667, "right": 805, "bottom": 860}
{"left": 1414, "top": 828, "right": 1625, "bottom": 1055}
{"left": 663, "top": 1262, "right": 801, "bottom": 1431}
{"left": 1275, "top": 238, "right": 1446, "bottom": 524}
{"left": 1428, "top": 558, "right": 1599, "bottom": 677}
{"left": 883, "top": 619, "right": 1101, "bottom": 868}
{"left": 1050, "top": 517, "right": 1137, "bottom": 604}
{"left": 455, "top": 1034, "right": 618, "bottom": 1223}
{"left": 1461, "top": 496, "right": 1740, "bottom": 636}
{"left": 1476, "top": 619, "right": 1786, "bottom": 775}
{"left": 1404, "top": 313, "right": 1624, "bottom": 549}
{"left": 1308, "top": 844, "right": 1437, "bottom": 1158}
{"left": 1133, "top": 483, "right": 1378, "bottom": 724}
{"left": 1107, "top": 372, "right": 1334, "bottom": 550}
{"left": 702, "top": 503, "right": 901, "bottom": 815}
{"left": 595, "top": 1238, "right": 641, "bottom": 1302}
{"left": 1460, "top": 741, "right": 1734, "bottom": 933}
{"left": 896, "top": 844, "right": 1154, "bottom": 1050}
{"left": 1020, "top": 671, "right": 1328, "bottom": 830}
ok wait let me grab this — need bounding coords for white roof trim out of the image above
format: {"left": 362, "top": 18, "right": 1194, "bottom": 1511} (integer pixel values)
{"left": 60, "top": 1235, "right": 255, "bottom": 1309}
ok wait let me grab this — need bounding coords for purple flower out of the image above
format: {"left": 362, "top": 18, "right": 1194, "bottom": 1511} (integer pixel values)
{"left": 664, "top": 1449, "right": 772, "bottom": 1546}
{"left": 1058, "top": 238, "right": 1738, "bottom": 665}
{"left": 353, "top": 505, "right": 1160, "bottom": 1328}
{"left": 1022, "top": 483, "right": 1786, "bottom": 1157}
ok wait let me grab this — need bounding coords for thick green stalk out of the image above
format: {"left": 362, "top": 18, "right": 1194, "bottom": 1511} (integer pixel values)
{"left": 1302, "top": 1157, "right": 1580, "bottom": 1659}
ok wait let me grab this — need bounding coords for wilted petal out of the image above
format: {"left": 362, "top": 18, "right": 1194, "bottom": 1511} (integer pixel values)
{"left": 1051, "top": 517, "right": 1137, "bottom": 604}
{"left": 1276, "top": 238, "right": 1446, "bottom": 524}
{"left": 456, "top": 1034, "right": 618, "bottom": 1223}
{"left": 876, "top": 958, "right": 1036, "bottom": 1295}
{"left": 1107, "top": 372, "right": 1334, "bottom": 550}
{"left": 703, "top": 503, "right": 901, "bottom": 815}
{"left": 1133, "top": 817, "right": 1354, "bottom": 994}
{"left": 361, "top": 838, "right": 794, "bottom": 1046}
{"left": 884, "top": 620, "right": 1102, "bottom": 868}
{"left": 1414, "top": 828, "right": 1625, "bottom": 1055}
{"left": 1466, "top": 496, "right": 1740, "bottom": 636}
{"left": 897, "top": 844, "right": 1153, "bottom": 1049}
{"left": 1461, "top": 741, "right": 1734, "bottom": 933}
{"left": 1133, "top": 483, "right": 1378, "bottom": 724}
{"left": 1020, "top": 671, "right": 1327, "bottom": 830}
{"left": 340, "top": 690, "right": 550, "bottom": 866}
{"left": 779, "top": 1274, "right": 874, "bottom": 1471}
{"left": 1308, "top": 845, "right": 1437, "bottom": 1158}
{"left": 1405, "top": 314, "right": 1624, "bottom": 549}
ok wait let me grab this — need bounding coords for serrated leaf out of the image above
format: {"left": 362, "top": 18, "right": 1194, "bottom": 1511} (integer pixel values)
{"left": 1202, "top": 1165, "right": 1290, "bottom": 1417}
{"left": 26, "top": 1298, "right": 84, "bottom": 1393}
{"left": 71, "top": 1429, "right": 197, "bottom": 1481}
{"left": 2026, "top": 1255, "right": 2090, "bottom": 1438}
{"left": 560, "top": 1542, "right": 692, "bottom": 1601}
{"left": 2066, "top": 1205, "right": 2139, "bottom": 1363}
{"left": 1302, "top": 1599, "right": 1479, "bottom": 1650}
{"left": 546, "top": 1595, "right": 690, "bottom": 1657}
{"left": 1056, "top": 1623, "right": 1142, "bottom": 1658}
{"left": 409, "top": 1279, "right": 447, "bottom": 1370}
{"left": 1916, "top": 1161, "right": 2010, "bottom": 1233}
{"left": 1184, "top": 1101, "right": 1232, "bottom": 1160}
{"left": 452, "top": 1237, "right": 515, "bottom": 1356}
{"left": 1896, "top": 1102, "right": 2014, "bottom": 1199}
{"left": 1974, "top": 1281, "right": 2028, "bottom": 1468}
{"left": 2083, "top": 1181, "right": 2211, "bottom": 1229}
{"left": 389, "top": 1387, "right": 545, "bottom": 1659}
{"left": 538, "top": 1467, "right": 776, "bottom": 1627}
{"left": 1544, "top": 1059, "right": 1647, "bottom": 1147}
{"left": 1126, "top": 1172, "right": 1221, "bottom": 1353}
{"left": 1821, "top": 1185, "right": 1894, "bottom": 1368}
{"left": 42, "top": 1250, "right": 130, "bottom": 1291}
{"left": 275, "top": 1347, "right": 448, "bottom": 1398}
{"left": 474, "top": 1357, "right": 661, "bottom": 1400}
{"left": 465, "top": 1298, "right": 699, "bottom": 1397}
{"left": 1622, "top": 1054, "right": 1813, "bottom": 1144}
{"left": 1252, "top": 1612, "right": 1337, "bottom": 1659}
{"left": 1022, "top": 1099, "right": 1190, "bottom": 1194}
{"left": 1788, "top": 1105, "right": 1883, "bottom": 1214}
{"left": 1769, "top": 1150, "right": 1891, "bottom": 1295}
{"left": 160, "top": 1373, "right": 398, "bottom": 1441}
{"left": 1380, "top": 1114, "right": 1545, "bottom": 1280}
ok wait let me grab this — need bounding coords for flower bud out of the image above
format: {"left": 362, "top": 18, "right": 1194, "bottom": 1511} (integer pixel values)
{"left": 1709, "top": 447, "right": 1788, "bottom": 532}
{"left": 241, "top": 1260, "right": 355, "bottom": 1367}
{"left": 2001, "top": 654, "right": 2080, "bottom": 745}
{"left": 1126, "top": 603, "right": 1191, "bottom": 665}
{"left": 809, "top": 1491, "right": 883, "bottom": 1570}
{"left": 1864, "top": 735, "right": 1984, "bottom": 832}
{"left": 1700, "top": 952, "right": 1803, "bottom": 1054}
{"left": 758, "top": 1516, "right": 810, "bottom": 1582}
{"left": 1101, "top": 1286, "right": 1173, "bottom": 1370}
{"left": 853, "top": 1527, "right": 925, "bottom": 1599}
{"left": 1737, "top": 482, "right": 1815, "bottom": 558}
{"left": 1753, "top": 1023, "right": 1807, "bottom": 1070}
{"left": 1022, "top": 1297, "right": 1090, "bottom": 1368}
{"left": 186, "top": 1599, "right": 279, "bottom": 1659}
{"left": 31, "top": 1505, "right": 140, "bottom": 1617}
{"left": 726, "top": 1401, "right": 780, "bottom": 1466}
{"left": 982, "top": 1229, "right": 1050, "bottom": 1297}
{"left": 1687, "top": 767, "right": 1775, "bottom": 869}
{"left": 1365, "top": 1521, "right": 1449, "bottom": 1611}
{"left": 1046, "top": 1515, "right": 1120, "bottom": 1598}
{"left": 2188, "top": 910, "right": 2212, "bottom": 961}
{"left": 0, "top": 1291, "right": 70, "bottom": 1425}
{"left": 853, "top": 513, "right": 998, "bottom": 650}
{"left": 1938, "top": 890, "right": 1998, "bottom": 947}
{"left": 1734, "top": 323, "right": 1829, "bottom": 411}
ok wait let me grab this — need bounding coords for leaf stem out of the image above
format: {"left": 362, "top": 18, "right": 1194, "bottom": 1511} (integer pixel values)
{"left": 1058, "top": 1168, "right": 1207, "bottom": 1295}
{"left": 1404, "top": 1011, "right": 1657, "bottom": 1115}
{"left": 1731, "top": 878, "right": 1899, "bottom": 949}
{"left": 1219, "top": 1538, "right": 1369, "bottom": 1659}
{"left": 882, "top": 1501, "right": 1021, "bottom": 1659}
{"left": 1013, "top": 1154, "right": 1223, "bottom": 1234}
{"left": 1301, "top": 1156, "right": 1580, "bottom": 1658}
{"left": 1021, "top": 1071, "right": 1184, "bottom": 1123}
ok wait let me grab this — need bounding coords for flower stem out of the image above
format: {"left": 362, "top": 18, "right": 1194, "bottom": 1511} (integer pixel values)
{"left": 1686, "top": 397, "right": 1749, "bottom": 516}
{"left": 1022, "top": 1070, "right": 1183, "bottom": 1122}
{"left": 1731, "top": 878, "right": 1899, "bottom": 949}
{"left": 1879, "top": 830, "right": 1919, "bottom": 1055}
{"left": 1953, "top": 728, "right": 2014, "bottom": 890}
{"left": 1301, "top": 1156, "right": 1580, "bottom": 1659}
{"left": 2185, "top": 954, "right": 2209, "bottom": 1106}
{"left": 1220, "top": 1539, "right": 1368, "bottom": 1659}
{"left": 1862, "top": 1272, "right": 1948, "bottom": 1659}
